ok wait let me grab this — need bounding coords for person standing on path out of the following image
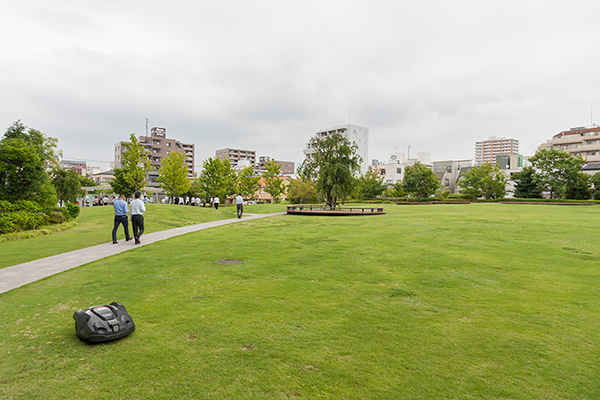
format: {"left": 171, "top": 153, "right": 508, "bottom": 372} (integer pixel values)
{"left": 130, "top": 191, "right": 146, "bottom": 244}
{"left": 235, "top": 193, "right": 244, "bottom": 219}
{"left": 112, "top": 194, "right": 132, "bottom": 244}
{"left": 213, "top": 196, "right": 220, "bottom": 210}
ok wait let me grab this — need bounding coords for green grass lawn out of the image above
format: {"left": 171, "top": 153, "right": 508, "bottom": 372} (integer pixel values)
{"left": 1, "top": 204, "right": 599, "bottom": 399}
{"left": 0, "top": 203, "right": 286, "bottom": 269}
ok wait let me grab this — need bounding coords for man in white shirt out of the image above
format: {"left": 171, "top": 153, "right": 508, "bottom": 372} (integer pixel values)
{"left": 235, "top": 193, "right": 244, "bottom": 219}
{"left": 130, "top": 191, "right": 146, "bottom": 244}
{"left": 213, "top": 196, "right": 220, "bottom": 210}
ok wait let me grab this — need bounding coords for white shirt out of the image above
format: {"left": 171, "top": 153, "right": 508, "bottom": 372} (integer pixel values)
{"left": 130, "top": 198, "right": 146, "bottom": 215}
{"left": 235, "top": 195, "right": 243, "bottom": 204}
{"left": 213, "top": 197, "right": 220, "bottom": 204}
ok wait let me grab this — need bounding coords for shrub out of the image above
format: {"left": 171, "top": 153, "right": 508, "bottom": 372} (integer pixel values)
{"left": 63, "top": 202, "right": 80, "bottom": 220}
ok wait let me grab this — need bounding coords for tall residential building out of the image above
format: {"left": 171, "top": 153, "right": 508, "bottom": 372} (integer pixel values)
{"left": 537, "top": 124, "right": 600, "bottom": 162}
{"left": 474, "top": 137, "right": 519, "bottom": 165}
{"left": 114, "top": 127, "right": 195, "bottom": 187}
{"left": 304, "top": 124, "right": 369, "bottom": 174}
{"left": 215, "top": 148, "right": 256, "bottom": 167}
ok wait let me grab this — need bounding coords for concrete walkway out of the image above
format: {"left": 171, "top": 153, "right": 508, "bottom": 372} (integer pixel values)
{"left": 0, "top": 212, "right": 285, "bottom": 295}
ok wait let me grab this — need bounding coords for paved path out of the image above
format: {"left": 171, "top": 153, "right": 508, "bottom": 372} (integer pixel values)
{"left": 0, "top": 212, "right": 285, "bottom": 294}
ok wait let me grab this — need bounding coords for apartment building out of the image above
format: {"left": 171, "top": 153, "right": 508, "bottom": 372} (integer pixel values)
{"left": 255, "top": 156, "right": 295, "bottom": 176}
{"left": 474, "top": 137, "right": 519, "bottom": 165}
{"left": 215, "top": 148, "right": 256, "bottom": 167}
{"left": 537, "top": 125, "right": 600, "bottom": 162}
{"left": 304, "top": 124, "right": 369, "bottom": 174}
{"left": 114, "top": 127, "right": 195, "bottom": 187}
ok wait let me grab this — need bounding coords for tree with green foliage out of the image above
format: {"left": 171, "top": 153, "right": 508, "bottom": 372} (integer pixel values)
{"left": 262, "top": 159, "right": 285, "bottom": 204}
{"left": 157, "top": 151, "right": 191, "bottom": 201}
{"left": 188, "top": 179, "right": 207, "bottom": 201}
{"left": 386, "top": 182, "right": 406, "bottom": 198}
{"left": 111, "top": 133, "right": 151, "bottom": 196}
{"left": 286, "top": 178, "right": 319, "bottom": 204}
{"left": 565, "top": 172, "right": 591, "bottom": 200}
{"left": 0, "top": 121, "right": 58, "bottom": 206}
{"left": 79, "top": 175, "right": 97, "bottom": 187}
{"left": 237, "top": 166, "right": 260, "bottom": 200}
{"left": 198, "top": 157, "right": 237, "bottom": 201}
{"left": 109, "top": 169, "right": 133, "bottom": 197}
{"left": 300, "top": 133, "right": 362, "bottom": 208}
{"left": 357, "top": 168, "right": 386, "bottom": 200}
{"left": 459, "top": 163, "right": 507, "bottom": 200}
{"left": 529, "top": 149, "right": 585, "bottom": 199}
{"left": 512, "top": 166, "right": 543, "bottom": 199}
{"left": 51, "top": 168, "right": 84, "bottom": 204}
{"left": 402, "top": 162, "right": 440, "bottom": 200}
{"left": 591, "top": 173, "right": 600, "bottom": 200}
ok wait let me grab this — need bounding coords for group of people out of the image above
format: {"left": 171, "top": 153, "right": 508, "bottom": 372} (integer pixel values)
{"left": 112, "top": 192, "right": 245, "bottom": 244}
{"left": 112, "top": 192, "right": 146, "bottom": 245}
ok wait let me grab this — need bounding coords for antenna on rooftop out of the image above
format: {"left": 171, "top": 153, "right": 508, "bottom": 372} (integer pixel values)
{"left": 592, "top": 102, "right": 594, "bottom": 126}
{"left": 145, "top": 118, "right": 149, "bottom": 138}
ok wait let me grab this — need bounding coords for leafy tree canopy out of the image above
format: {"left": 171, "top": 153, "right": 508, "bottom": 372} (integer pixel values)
{"left": 459, "top": 163, "right": 507, "bottom": 200}
{"left": 262, "top": 159, "right": 285, "bottom": 204}
{"left": 237, "top": 166, "right": 260, "bottom": 200}
{"left": 286, "top": 178, "right": 319, "bottom": 204}
{"left": 51, "top": 168, "right": 84, "bottom": 204}
{"left": 529, "top": 149, "right": 585, "bottom": 199}
{"left": 111, "top": 133, "right": 152, "bottom": 195}
{"left": 157, "top": 151, "right": 191, "bottom": 201}
{"left": 512, "top": 166, "right": 543, "bottom": 199}
{"left": 0, "top": 121, "right": 58, "bottom": 206}
{"left": 357, "top": 168, "right": 386, "bottom": 200}
{"left": 300, "top": 133, "right": 361, "bottom": 207}
{"left": 198, "top": 157, "right": 236, "bottom": 201}
{"left": 402, "top": 162, "right": 440, "bottom": 200}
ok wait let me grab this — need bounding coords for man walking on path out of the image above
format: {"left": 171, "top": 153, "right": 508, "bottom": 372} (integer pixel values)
{"left": 235, "top": 193, "right": 244, "bottom": 219}
{"left": 112, "top": 194, "right": 132, "bottom": 244}
{"left": 130, "top": 191, "right": 146, "bottom": 244}
{"left": 213, "top": 196, "right": 220, "bottom": 210}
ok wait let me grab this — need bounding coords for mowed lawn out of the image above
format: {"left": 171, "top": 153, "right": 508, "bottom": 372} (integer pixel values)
{"left": 0, "top": 203, "right": 285, "bottom": 269}
{"left": 1, "top": 204, "right": 599, "bottom": 399}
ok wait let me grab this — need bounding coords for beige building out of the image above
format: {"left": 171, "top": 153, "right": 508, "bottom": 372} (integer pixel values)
{"left": 114, "top": 127, "right": 195, "bottom": 187}
{"left": 474, "top": 137, "right": 519, "bottom": 165}
{"left": 537, "top": 125, "right": 600, "bottom": 161}
{"left": 255, "top": 156, "right": 295, "bottom": 176}
{"left": 215, "top": 148, "right": 256, "bottom": 167}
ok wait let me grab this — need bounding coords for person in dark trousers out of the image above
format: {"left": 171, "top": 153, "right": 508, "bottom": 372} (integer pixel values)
{"left": 112, "top": 194, "right": 132, "bottom": 244}
{"left": 130, "top": 191, "right": 146, "bottom": 244}
{"left": 235, "top": 193, "right": 244, "bottom": 219}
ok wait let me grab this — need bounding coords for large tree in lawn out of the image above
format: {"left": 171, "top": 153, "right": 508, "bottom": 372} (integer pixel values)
{"left": 402, "top": 162, "right": 440, "bottom": 200}
{"left": 157, "top": 151, "right": 191, "bottom": 201}
{"left": 198, "top": 157, "right": 236, "bottom": 201}
{"left": 459, "top": 163, "right": 507, "bottom": 200}
{"left": 529, "top": 149, "right": 586, "bottom": 199}
{"left": 300, "top": 133, "right": 361, "bottom": 208}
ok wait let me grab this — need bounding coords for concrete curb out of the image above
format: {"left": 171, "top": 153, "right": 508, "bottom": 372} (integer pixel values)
{"left": 0, "top": 212, "right": 285, "bottom": 295}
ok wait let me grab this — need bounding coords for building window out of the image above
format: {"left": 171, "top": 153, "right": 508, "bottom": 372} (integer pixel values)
{"left": 446, "top": 166, "right": 452, "bottom": 172}
{"left": 380, "top": 169, "right": 385, "bottom": 176}
{"left": 396, "top": 167, "right": 401, "bottom": 174}
{"left": 444, "top": 179, "right": 450, "bottom": 186}
{"left": 166, "top": 142, "right": 171, "bottom": 147}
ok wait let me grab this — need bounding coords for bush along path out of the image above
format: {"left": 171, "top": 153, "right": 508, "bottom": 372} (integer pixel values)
{"left": 0, "top": 212, "right": 285, "bottom": 294}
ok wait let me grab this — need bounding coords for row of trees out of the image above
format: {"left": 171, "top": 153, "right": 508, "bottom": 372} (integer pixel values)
{"left": 111, "top": 134, "right": 287, "bottom": 203}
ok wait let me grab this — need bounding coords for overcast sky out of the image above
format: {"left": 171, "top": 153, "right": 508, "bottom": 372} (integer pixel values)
{"left": 1, "top": 1, "right": 599, "bottom": 171}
